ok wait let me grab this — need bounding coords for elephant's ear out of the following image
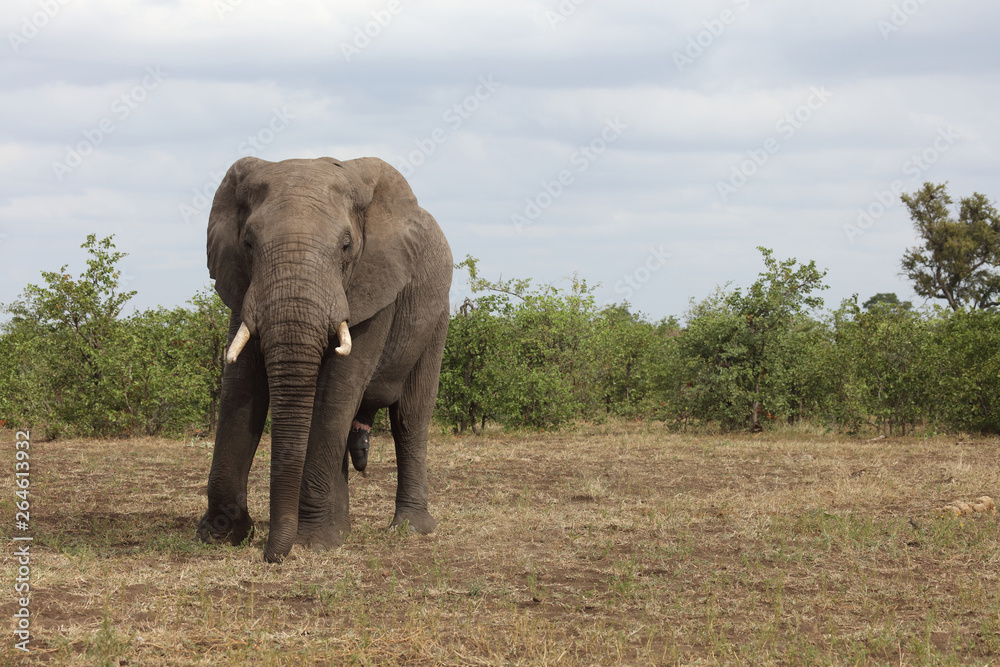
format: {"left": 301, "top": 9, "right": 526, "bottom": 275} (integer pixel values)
{"left": 341, "top": 157, "right": 428, "bottom": 324}
{"left": 207, "top": 156, "right": 266, "bottom": 312}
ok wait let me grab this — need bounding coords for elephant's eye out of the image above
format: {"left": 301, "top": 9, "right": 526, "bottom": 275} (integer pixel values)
{"left": 341, "top": 235, "right": 352, "bottom": 253}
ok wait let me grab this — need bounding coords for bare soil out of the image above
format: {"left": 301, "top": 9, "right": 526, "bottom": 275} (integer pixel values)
{"left": 1, "top": 423, "right": 998, "bottom": 665}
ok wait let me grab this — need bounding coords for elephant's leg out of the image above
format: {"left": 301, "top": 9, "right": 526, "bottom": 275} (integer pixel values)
{"left": 295, "top": 316, "right": 389, "bottom": 550}
{"left": 294, "top": 360, "right": 363, "bottom": 550}
{"left": 198, "top": 315, "right": 269, "bottom": 546}
{"left": 388, "top": 314, "right": 448, "bottom": 534}
{"left": 347, "top": 405, "right": 379, "bottom": 472}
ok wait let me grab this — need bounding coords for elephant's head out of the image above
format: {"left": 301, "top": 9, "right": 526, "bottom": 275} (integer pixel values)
{"left": 207, "top": 156, "right": 419, "bottom": 562}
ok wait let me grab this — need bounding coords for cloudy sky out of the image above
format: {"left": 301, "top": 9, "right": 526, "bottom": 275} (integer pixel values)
{"left": 2, "top": 0, "right": 998, "bottom": 322}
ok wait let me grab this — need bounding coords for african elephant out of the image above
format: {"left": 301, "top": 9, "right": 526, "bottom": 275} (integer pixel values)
{"left": 196, "top": 156, "right": 452, "bottom": 563}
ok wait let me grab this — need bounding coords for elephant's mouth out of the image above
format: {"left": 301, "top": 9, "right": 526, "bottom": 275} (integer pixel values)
{"left": 225, "top": 319, "right": 351, "bottom": 364}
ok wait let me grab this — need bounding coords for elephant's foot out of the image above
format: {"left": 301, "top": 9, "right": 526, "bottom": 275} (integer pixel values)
{"left": 390, "top": 506, "right": 437, "bottom": 535}
{"left": 295, "top": 522, "right": 347, "bottom": 551}
{"left": 197, "top": 505, "right": 255, "bottom": 546}
{"left": 348, "top": 421, "right": 370, "bottom": 472}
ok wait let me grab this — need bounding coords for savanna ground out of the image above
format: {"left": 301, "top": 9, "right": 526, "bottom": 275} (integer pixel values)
{"left": 1, "top": 422, "right": 999, "bottom": 666}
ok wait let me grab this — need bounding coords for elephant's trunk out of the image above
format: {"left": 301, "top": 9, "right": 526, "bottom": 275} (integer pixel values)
{"left": 264, "top": 367, "right": 317, "bottom": 561}
{"left": 252, "top": 248, "right": 348, "bottom": 563}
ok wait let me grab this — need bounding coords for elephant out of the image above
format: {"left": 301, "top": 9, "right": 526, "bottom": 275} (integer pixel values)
{"left": 196, "top": 155, "right": 452, "bottom": 563}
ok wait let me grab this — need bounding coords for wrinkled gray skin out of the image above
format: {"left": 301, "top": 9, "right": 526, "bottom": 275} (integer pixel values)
{"left": 196, "top": 156, "right": 452, "bottom": 563}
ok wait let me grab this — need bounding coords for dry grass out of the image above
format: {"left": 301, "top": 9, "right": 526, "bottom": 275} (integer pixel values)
{"left": 1, "top": 422, "right": 999, "bottom": 665}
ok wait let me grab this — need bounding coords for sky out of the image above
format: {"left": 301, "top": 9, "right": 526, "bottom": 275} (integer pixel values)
{"left": 1, "top": 0, "right": 998, "bottom": 322}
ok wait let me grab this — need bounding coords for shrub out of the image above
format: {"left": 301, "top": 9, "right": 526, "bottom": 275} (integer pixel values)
{"left": 0, "top": 236, "right": 228, "bottom": 437}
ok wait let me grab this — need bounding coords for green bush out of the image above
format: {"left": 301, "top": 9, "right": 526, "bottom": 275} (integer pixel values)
{"left": 437, "top": 250, "right": 1000, "bottom": 435}
{"left": 590, "top": 305, "right": 674, "bottom": 418}
{"left": 437, "top": 257, "right": 666, "bottom": 431}
{"left": 828, "top": 299, "right": 933, "bottom": 436}
{"left": 4, "top": 237, "right": 1000, "bottom": 438}
{"left": 662, "top": 248, "right": 828, "bottom": 431}
{"left": 0, "top": 235, "right": 227, "bottom": 438}
{"left": 924, "top": 308, "right": 1000, "bottom": 433}
{"left": 437, "top": 292, "right": 509, "bottom": 433}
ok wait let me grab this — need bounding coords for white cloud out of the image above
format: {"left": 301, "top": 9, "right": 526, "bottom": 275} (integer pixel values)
{"left": 1, "top": 0, "right": 998, "bottom": 321}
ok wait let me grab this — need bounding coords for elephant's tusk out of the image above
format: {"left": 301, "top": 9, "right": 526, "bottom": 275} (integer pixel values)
{"left": 226, "top": 322, "right": 251, "bottom": 364}
{"left": 334, "top": 320, "right": 352, "bottom": 356}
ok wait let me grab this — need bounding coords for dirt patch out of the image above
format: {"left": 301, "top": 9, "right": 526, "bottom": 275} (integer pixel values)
{"left": 1, "top": 425, "right": 999, "bottom": 664}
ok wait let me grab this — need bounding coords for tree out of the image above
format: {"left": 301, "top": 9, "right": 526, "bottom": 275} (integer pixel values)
{"left": 831, "top": 297, "right": 931, "bottom": 436}
{"left": 0, "top": 236, "right": 230, "bottom": 437}
{"left": 2, "top": 234, "right": 137, "bottom": 436}
{"left": 119, "top": 291, "right": 229, "bottom": 436}
{"left": 438, "top": 256, "right": 666, "bottom": 431}
{"left": 590, "top": 304, "right": 671, "bottom": 417}
{"left": 437, "top": 256, "right": 520, "bottom": 433}
{"left": 924, "top": 308, "right": 1000, "bottom": 433}
{"left": 862, "top": 292, "right": 912, "bottom": 311}
{"left": 438, "top": 295, "right": 508, "bottom": 433}
{"left": 184, "top": 288, "right": 230, "bottom": 432}
{"left": 900, "top": 182, "right": 1000, "bottom": 310}
{"left": 673, "top": 247, "right": 828, "bottom": 431}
